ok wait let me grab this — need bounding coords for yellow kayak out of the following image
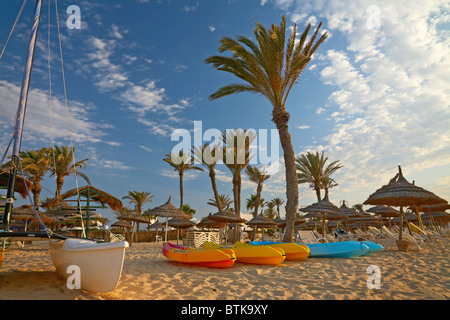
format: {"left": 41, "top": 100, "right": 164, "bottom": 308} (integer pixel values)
{"left": 263, "top": 243, "right": 310, "bottom": 261}
{"left": 203, "top": 241, "right": 286, "bottom": 265}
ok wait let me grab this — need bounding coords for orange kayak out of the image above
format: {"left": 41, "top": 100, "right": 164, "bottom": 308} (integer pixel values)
{"left": 162, "top": 242, "right": 236, "bottom": 268}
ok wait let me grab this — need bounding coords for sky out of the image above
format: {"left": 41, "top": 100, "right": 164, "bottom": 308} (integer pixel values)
{"left": 0, "top": 0, "right": 449, "bottom": 226}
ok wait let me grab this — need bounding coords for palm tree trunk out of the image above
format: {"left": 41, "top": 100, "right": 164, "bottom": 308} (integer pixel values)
{"left": 315, "top": 186, "right": 321, "bottom": 202}
{"left": 179, "top": 172, "right": 184, "bottom": 210}
{"left": 56, "top": 175, "right": 64, "bottom": 198}
{"left": 32, "top": 182, "right": 41, "bottom": 209}
{"left": 274, "top": 108, "right": 299, "bottom": 243}
{"left": 209, "top": 170, "right": 223, "bottom": 211}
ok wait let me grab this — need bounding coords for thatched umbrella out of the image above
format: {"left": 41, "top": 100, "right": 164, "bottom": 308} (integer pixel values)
{"left": 111, "top": 219, "right": 133, "bottom": 229}
{"left": 168, "top": 218, "right": 195, "bottom": 244}
{"left": 196, "top": 215, "right": 226, "bottom": 230}
{"left": 148, "top": 219, "right": 165, "bottom": 239}
{"left": 147, "top": 197, "right": 190, "bottom": 242}
{"left": 364, "top": 166, "right": 447, "bottom": 245}
{"left": 299, "top": 194, "right": 344, "bottom": 237}
{"left": 366, "top": 205, "right": 400, "bottom": 228}
{"left": 246, "top": 214, "right": 278, "bottom": 241}
{"left": 0, "top": 170, "right": 33, "bottom": 199}
{"left": 208, "top": 210, "right": 247, "bottom": 244}
{"left": 117, "top": 211, "right": 150, "bottom": 246}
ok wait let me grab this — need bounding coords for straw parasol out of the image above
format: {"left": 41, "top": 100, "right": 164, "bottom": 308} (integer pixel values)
{"left": 117, "top": 211, "right": 150, "bottom": 246}
{"left": 208, "top": 210, "right": 247, "bottom": 244}
{"left": 168, "top": 217, "right": 195, "bottom": 244}
{"left": 299, "top": 194, "right": 344, "bottom": 237}
{"left": 366, "top": 205, "right": 400, "bottom": 228}
{"left": 0, "top": 169, "right": 33, "bottom": 198}
{"left": 246, "top": 214, "right": 278, "bottom": 241}
{"left": 196, "top": 215, "right": 226, "bottom": 230}
{"left": 111, "top": 219, "right": 133, "bottom": 229}
{"left": 364, "top": 166, "right": 447, "bottom": 243}
{"left": 147, "top": 197, "right": 190, "bottom": 242}
{"left": 148, "top": 219, "right": 165, "bottom": 239}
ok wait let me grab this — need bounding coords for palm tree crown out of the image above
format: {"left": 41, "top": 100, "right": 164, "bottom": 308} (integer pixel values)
{"left": 163, "top": 150, "right": 203, "bottom": 209}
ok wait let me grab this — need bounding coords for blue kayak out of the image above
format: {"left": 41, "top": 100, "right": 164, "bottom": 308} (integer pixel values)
{"left": 251, "top": 240, "right": 375, "bottom": 258}
{"left": 360, "top": 241, "right": 383, "bottom": 256}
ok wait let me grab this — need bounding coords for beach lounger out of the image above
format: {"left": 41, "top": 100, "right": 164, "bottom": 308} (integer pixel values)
{"left": 296, "top": 230, "right": 328, "bottom": 244}
{"left": 381, "top": 226, "right": 422, "bottom": 251}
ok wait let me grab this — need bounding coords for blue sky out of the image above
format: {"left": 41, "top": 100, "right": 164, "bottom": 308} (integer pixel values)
{"left": 1, "top": 0, "right": 449, "bottom": 225}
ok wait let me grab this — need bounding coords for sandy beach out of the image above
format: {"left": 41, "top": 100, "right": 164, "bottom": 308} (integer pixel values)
{"left": 0, "top": 239, "right": 449, "bottom": 301}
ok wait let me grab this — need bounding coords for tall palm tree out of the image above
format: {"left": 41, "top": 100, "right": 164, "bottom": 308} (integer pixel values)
{"left": 193, "top": 143, "right": 223, "bottom": 211}
{"left": 222, "top": 129, "right": 256, "bottom": 218}
{"left": 264, "top": 202, "right": 276, "bottom": 220}
{"left": 163, "top": 150, "right": 203, "bottom": 209}
{"left": 270, "top": 197, "right": 285, "bottom": 218}
{"left": 296, "top": 151, "right": 342, "bottom": 201}
{"left": 122, "top": 190, "right": 154, "bottom": 242}
{"left": 206, "top": 16, "right": 327, "bottom": 242}
{"left": 49, "top": 146, "right": 90, "bottom": 198}
{"left": 207, "top": 193, "right": 233, "bottom": 211}
{"left": 246, "top": 165, "right": 271, "bottom": 220}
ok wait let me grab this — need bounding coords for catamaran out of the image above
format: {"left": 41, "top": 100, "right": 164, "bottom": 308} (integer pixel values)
{"left": 0, "top": 0, "right": 128, "bottom": 292}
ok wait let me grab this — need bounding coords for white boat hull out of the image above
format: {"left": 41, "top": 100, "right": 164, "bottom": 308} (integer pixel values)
{"left": 50, "top": 238, "right": 128, "bottom": 292}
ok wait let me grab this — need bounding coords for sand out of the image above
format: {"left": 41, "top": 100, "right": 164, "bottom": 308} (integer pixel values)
{"left": 0, "top": 239, "right": 449, "bottom": 300}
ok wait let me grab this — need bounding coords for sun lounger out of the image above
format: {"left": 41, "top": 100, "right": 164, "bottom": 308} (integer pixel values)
{"left": 381, "top": 226, "right": 422, "bottom": 251}
{"left": 296, "top": 230, "right": 328, "bottom": 244}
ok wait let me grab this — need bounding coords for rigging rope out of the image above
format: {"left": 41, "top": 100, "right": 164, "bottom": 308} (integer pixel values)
{"left": 0, "top": 0, "right": 28, "bottom": 60}
{"left": 54, "top": 0, "right": 85, "bottom": 237}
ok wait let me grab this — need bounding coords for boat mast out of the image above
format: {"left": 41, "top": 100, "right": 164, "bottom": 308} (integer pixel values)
{"left": 2, "top": 0, "right": 43, "bottom": 229}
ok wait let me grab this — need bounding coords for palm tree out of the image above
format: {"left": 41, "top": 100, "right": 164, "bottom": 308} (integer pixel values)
{"left": 163, "top": 150, "right": 203, "bottom": 209}
{"left": 2, "top": 148, "right": 51, "bottom": 209}
{"left": 222, "top": 129, "right": 256, "bottom": 218}
{"left": 205, "top": 16, "right": 327, "bottom": 242}
{"left": 193, "top": 143, "right": 223, "bottom": 211}
{"left": 270, "top": 197, "right": 285, "bottom": 218}
{"left": 207, "top": 194, "right": 233, "bottom": 211}
{"left": 246, "top": 193, "right": 266, "bottom": 217}
{"left": 122, "top": 190, "right": 154, "bottom": 242}
{"left": 296, "top": 151, "right": 342, "bottom": 201}
{"left": 182, "top": 204, "right": 196, "bottom": 218}
{"left": 49, "top": 146, "right": 90, "bottom": 198}
{"left": 264, "top": 202, "right": 276, "bottom": 220}
{"left": 246, "top": 165, "right": 271, "bottom": 220}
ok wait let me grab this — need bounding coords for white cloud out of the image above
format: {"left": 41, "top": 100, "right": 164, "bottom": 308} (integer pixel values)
{"left": 297, "top": 124, "right": 310, "bottom": 129}
{"left": 276, "top": 0, "right": 450, "bottom": 202}
{"left": 0, "top": 80, "right": 109, "bottom": 147}
{"left": 209, "top": 25, "right": 216, "bottom": 32}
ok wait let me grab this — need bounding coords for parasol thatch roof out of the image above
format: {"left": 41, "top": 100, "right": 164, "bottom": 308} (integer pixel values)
{"left": 246, "top": 214, "right": 278, "bottom": 227}
{"left": 0, "top": 169, "right": 33, "bottom": 198}
{"left": 364, "top": 166, "right": 447, "bottom": 207}
{"left": 416, "top": 203, "right": 450, "bottom": 213}
{"left": 196, "top": 215, "right": 226, "bottom": 229}
{"left": 168, "top": 217, "right": 195, "bottom": 229}
{"left": 117, "top": 211, "right": 150, "bottom": 224}
{"left": 111, "top": 220, "right": 133, "bottom": 228}
{"left": 338, "top": 200, "right": 361, "bottom": 218}
{"left": 208, "top": 210, "right": 247, "bottom": 223}
{"left": 366, "top": 205, "right": 400, "bottom": 217}
{"left": 299, "top": 194, "right": 344, "bottom": 219}
{"left": 147, "top": 197, "right": 190, "bottom": 219}
{"left": 41, "top": 185, "right": 123, "bottom": 211}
